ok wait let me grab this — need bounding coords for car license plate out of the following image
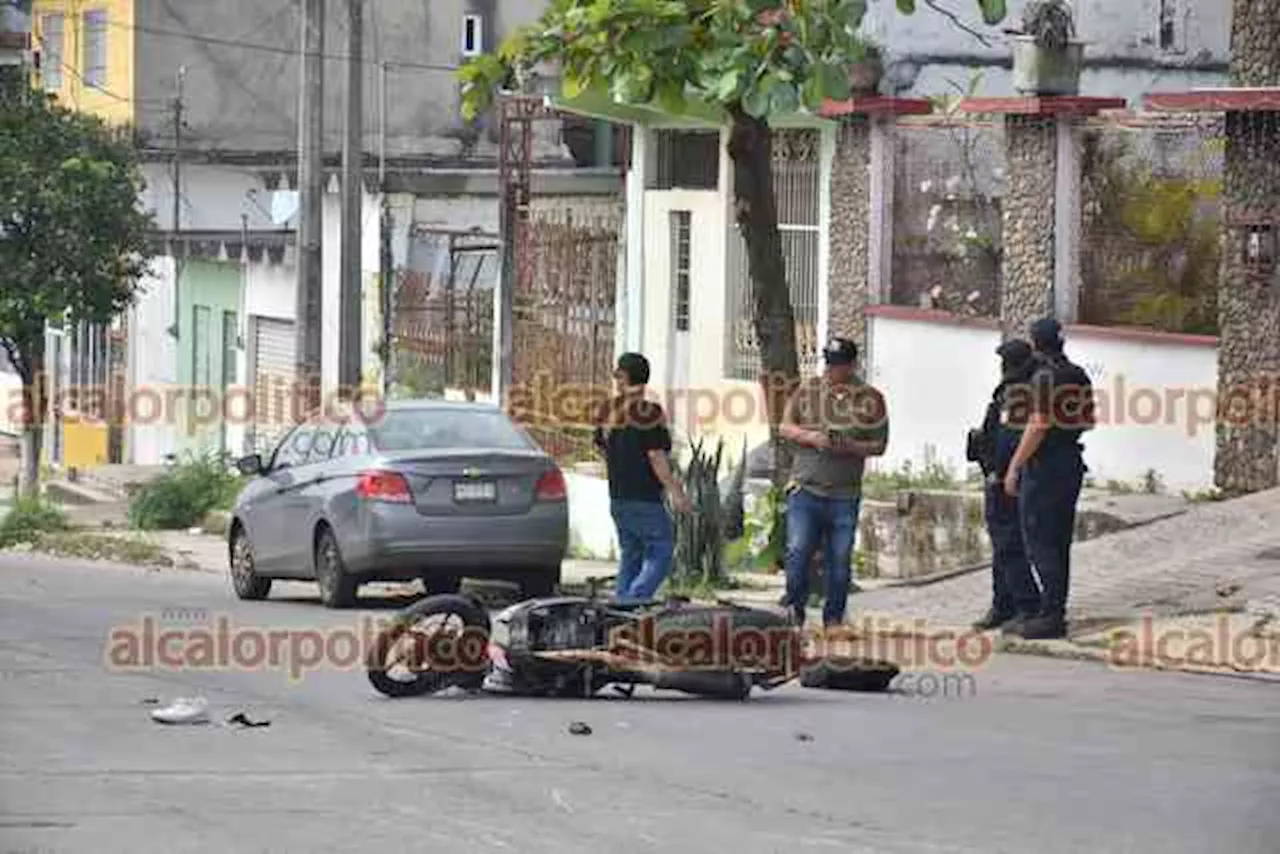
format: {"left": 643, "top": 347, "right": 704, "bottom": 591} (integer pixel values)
{"left": 454, "top": 481, "right": 496, "bottom": 502}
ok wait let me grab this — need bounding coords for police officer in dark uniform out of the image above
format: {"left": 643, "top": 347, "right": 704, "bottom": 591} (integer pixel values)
{"left": 967, "top": 338, "right": 1042, "bottom": 631}
{"left": 1002, "top": 317, "right": 1094, "bottom": 640}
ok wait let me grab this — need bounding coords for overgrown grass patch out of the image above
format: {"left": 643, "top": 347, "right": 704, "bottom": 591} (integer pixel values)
{"left": 128, "top": 453, "right": 247, "bottom": 530}
{"left": 17, "top": 531, "right": 172, "bottom": 566}
{"left": 0, "top": 495, "right": 70, "bottom": 548}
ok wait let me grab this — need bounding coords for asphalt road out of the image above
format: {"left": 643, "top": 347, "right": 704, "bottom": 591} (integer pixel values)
{"left": 2, "top": 554, "right": 1278, "bottom": 854}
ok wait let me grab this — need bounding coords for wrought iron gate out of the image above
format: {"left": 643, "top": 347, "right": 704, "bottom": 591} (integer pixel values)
{"left": 388, "top": 227, "right": 498, "bottom": 400}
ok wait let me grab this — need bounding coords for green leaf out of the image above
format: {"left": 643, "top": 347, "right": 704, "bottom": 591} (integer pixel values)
{"left": 715, "top": 68, "right": 742, "bottom": 101}
{"left": 977, "top": 0, "right": 1007, "bottom": 26}
{"left": 741, "top": 82, "right": 773, "bottom": 118}
{"left": 896, "top": 0, "right": 916, "bottom": 13}
{"left": 770, "top": 81, "right": 801, "bottom": 116}
{"left": 817, "top": 61, "right": 852, "bottom": 102}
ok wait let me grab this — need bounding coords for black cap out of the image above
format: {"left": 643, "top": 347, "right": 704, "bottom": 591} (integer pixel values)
{"left": 822, "top": 337, "right": 858, "bottom": 365}
{"left": 1029, "top": 317, "right": 1063, "bottom": 351}
{"left": 996, "top": 338, "right": 1033, "bottom": 367}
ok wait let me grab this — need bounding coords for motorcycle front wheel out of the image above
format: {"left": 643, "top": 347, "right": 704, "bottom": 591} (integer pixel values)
{"left": 366, "top": 594, "right": 492, "bottom": 698}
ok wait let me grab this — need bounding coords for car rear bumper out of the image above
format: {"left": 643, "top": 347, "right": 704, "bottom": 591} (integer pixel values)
{"left": 340, "top": 501, "right": 569, "bottom": 579}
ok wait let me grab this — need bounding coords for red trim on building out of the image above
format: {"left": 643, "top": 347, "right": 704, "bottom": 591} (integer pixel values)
{"left": 819, "top": 97, "right": 935, "bottom": 118}
{"left": 864, "top": 304, "right": 1219, "bottom": 348}
{"left": 1144, "top": 88, "right": 1280, "bottom": 113}
{"left": 864, "top": 304, "right": 1000, "bottom": 331}
{"left": 957, "top": 96, "right": 1128, "bottom": 117}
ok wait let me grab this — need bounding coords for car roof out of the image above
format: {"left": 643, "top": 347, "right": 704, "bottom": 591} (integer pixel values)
{"left": 301, "top": 396, "right": 507, "bottom": 427}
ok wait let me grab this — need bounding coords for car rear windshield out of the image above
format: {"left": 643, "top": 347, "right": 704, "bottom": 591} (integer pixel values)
{"left": 367, "top": 407, "right": 535, "bottom": 452}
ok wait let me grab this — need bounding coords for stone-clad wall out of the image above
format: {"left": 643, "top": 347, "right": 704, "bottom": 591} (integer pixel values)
{"left": 1230, "top": 0, "right": 1280, "bottom": 85}
{"left": 1215, "top": 1, "right": 1280, "bottom": 493}
{"left": 1216, "top": 110, "right": 1280, "bottom": 493}
{"left": 999, "top": 115, "right": 1058, "bottom": 341}
{"left": 826, "top": 118, "right": 871, "bottom": 356}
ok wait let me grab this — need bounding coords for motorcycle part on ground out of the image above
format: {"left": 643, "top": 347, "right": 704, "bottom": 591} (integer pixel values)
{"left": 366, "top": 594, "right": 492, "bottom": 698}
{"left": 799, "top": 656, "right": 901, "bottom": 692}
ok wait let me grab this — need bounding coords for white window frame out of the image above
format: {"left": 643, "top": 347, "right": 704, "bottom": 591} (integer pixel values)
{"left": 39, "top": 13, "right": 64, "bottom": 92}
{"left": 82, "top": 9, "right": 108, "bottom": 88}
{"left": 461, "top": 14, "right": 482, "bottom": 57}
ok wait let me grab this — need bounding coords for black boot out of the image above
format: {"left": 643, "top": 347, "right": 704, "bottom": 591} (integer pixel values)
{"left": 972, "top": 607, "right": 1016, "bottom": 631}
{"left": 1017, "top": 612, "right": 1067, "bottom": 640}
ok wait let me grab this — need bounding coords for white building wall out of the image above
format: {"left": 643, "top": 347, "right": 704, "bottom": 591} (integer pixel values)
{"left": 860, "top": 0, "right": 1230, "bottom": 103}
{"left": 864, "top": 309, "right": 1219, "bottom": 494}
{"left": 126, "top": 256, "right": 180, "bottom": 465}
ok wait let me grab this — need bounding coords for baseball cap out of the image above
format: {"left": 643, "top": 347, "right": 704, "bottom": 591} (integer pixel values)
{"left": 996, "top": 338, "right": 1033, "bottom": 366}
{"left": 823, "top": 337, "right": 858, "bottom": 365}
{"left": 1029, "top": 316, "right": 1063, "bottom": 350}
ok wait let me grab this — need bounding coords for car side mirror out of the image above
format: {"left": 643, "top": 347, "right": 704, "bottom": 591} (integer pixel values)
{"left": 236, "top": 453, "right": 265, "bottom": 477}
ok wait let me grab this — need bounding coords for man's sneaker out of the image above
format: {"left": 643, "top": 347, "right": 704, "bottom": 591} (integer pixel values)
{"left": 150, "top": 696, "right": 210, "bottom": 725}
{"left": 1016, "top": 614, "right": 1068, "bottom": 640}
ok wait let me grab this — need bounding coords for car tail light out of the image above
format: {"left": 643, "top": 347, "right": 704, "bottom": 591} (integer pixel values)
{"left": 534, "top": 467, "right": 567, "bottom": 501}
{"left": 356, "top": 470, "right": 412, "bottom": 503}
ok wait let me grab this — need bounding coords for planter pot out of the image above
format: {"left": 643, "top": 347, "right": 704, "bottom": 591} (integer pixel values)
{"left": 847, "top": 55, "right": 883, "bottom": 97}
{"left": 1011, "top": 36, "right": 1083, "bottom": 96}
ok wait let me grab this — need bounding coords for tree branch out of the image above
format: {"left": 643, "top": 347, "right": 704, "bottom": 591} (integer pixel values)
{"left": 924, "top": 0, "right": 994, "bottom": 48}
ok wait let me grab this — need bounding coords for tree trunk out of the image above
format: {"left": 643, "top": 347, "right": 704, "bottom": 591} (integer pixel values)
{"left": 727, "top": 109, "right": 800, "bottom": 491}
{"left": 17, "top": 338, "right": 46, "bottom": 499}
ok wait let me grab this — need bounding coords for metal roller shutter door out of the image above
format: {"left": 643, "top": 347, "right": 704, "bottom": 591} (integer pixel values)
{"left": 251, "top": 317, "right": 296, "bottom": 454}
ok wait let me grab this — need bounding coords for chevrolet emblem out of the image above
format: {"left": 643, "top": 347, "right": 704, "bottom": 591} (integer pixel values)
{"left": 463, "top": 467, "right": 481, "bottom": 478}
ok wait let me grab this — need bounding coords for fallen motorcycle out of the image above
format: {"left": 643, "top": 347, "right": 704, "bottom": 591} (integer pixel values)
{"left": 365, "top": 578, "right": 900, "bottom": 700}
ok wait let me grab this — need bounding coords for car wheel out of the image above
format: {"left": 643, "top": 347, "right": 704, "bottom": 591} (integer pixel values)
{"left": 229, "top": 525, "right": 271, "bottom": 601}
{"left": 315, "top": 525, "right": 358, "bottom": 609}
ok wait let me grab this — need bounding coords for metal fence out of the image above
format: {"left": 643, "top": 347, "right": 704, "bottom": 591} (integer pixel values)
{"left": 1078, "top": 113, "right": 1225, "bottom": 335}
{"left": 891, "top": 116, "right": 1006, "bottom": 319}
{"left": 512, "top": 209, "right": 620, "bottom": 464}
{"left": 388, "top": 228, "right": 498, "bottom": 400}
{"left": 724, "top": 128, "right": 823, "bottom": 380}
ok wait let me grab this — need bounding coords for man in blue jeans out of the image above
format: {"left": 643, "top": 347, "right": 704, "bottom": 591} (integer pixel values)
{"left": 593, "top": 352, "right": 693, "bottom": 602}
{"left": 778, "top": 338, "right": 889, "bottom": 627}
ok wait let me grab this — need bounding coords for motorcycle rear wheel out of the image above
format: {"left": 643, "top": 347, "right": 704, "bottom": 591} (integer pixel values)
{"left": 366, "top": 594, "right": 492, "bottom": 698}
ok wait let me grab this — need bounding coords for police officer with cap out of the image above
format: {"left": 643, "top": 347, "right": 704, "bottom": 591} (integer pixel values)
{"left": 1002, "top": 317, "right": 1094, "bottom": 639}
{"left": 967, "top": 337, "right": 1041, "bottom": 631}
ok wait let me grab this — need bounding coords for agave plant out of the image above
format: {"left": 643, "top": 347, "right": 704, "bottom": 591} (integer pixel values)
{"left": 719, "top": 436, "right": 748, "bottom": 543}
{"left": 670, "top": 437, "right": 728, "bottom": 588}
{"left": 1020, "top": 0, "right": 1076, "bottom": 51}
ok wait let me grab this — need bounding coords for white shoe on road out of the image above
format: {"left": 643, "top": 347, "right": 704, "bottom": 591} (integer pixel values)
{"left": 150, "top": 696, "right": 210, "bottom": 725}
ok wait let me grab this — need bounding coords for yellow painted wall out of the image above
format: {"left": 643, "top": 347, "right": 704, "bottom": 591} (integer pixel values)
{"left": 62, "top": 416, "right": 109, "bottom": 468}
{"left": 30, "top": 0, "right": 135, "bottom": 126}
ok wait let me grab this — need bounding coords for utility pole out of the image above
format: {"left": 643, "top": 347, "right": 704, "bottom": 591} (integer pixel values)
{"left": 378, "top": 60, "right": 393, "bottom": 397}
{"left": 296, "top": 0, "right": 325, "bottom": 415}
{"left": 338, "top": 0, "right": 363, "bottom": 399}
{"left": 169, "top": 66, "right": 185, "bottom": 339}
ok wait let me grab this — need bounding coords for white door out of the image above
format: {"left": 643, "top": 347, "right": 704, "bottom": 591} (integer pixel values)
{"left": 666, "top": 211, "right": 693, "bottom": 443}
{"left": 250, "top": 316, "right": 297, "bottom": 458}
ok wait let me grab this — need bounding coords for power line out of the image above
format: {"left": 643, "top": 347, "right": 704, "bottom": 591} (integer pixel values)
{"left": 102, "top": 17, "right": 459, "bottom": 73}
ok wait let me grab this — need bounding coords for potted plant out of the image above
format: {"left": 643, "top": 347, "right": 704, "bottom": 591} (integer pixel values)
{"left": 1007, "top": 0, "right": 1082, "bottom": 96}
{"left": 847, "top": 43, "right": 884, "bottom": 97}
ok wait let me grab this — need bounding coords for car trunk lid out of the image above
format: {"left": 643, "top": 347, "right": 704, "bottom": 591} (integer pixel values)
{"left": 387, "top": 449, "right": 560, "bottom": 517}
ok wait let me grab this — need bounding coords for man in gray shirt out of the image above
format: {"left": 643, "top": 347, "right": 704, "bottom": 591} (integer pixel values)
{"left": 778, "top": 338, "right": 889, "bottom": 627}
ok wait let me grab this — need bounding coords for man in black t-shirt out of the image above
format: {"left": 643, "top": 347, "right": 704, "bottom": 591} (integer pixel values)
{"left": 593, "top": 352, "right": 692, "bottom": 602}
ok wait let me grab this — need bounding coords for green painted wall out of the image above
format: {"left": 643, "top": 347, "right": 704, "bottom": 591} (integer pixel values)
{"left": 176, "top": 260, "right": 242, "bottom": 458}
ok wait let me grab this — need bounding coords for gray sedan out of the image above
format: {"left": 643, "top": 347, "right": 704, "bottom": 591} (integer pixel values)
{"left": 226, "top": 399, "right": 569, "bottom": 608}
